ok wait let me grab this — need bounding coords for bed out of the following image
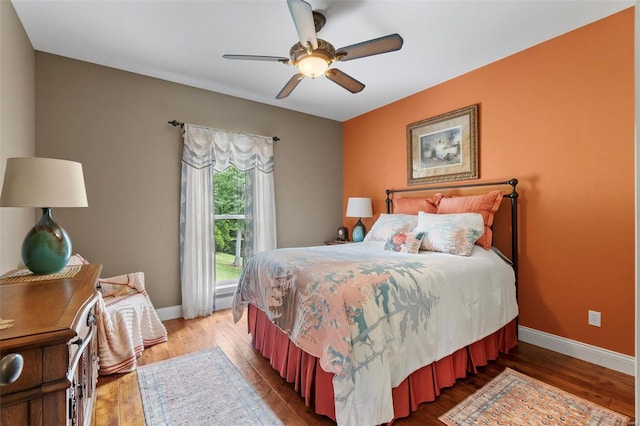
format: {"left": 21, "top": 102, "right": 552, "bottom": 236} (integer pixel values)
{"left": 232, "top": 179, "right": 519, "bottom": 425}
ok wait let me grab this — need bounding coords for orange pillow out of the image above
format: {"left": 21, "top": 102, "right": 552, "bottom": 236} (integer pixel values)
{"left": 393, "top": 194, "right": 443, "bottom": 215}
{"left": 436, "top": 190, "right": 503, "bottom": 249}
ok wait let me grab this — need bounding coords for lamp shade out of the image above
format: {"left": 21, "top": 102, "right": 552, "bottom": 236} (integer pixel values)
{"left": 0, "top": 157, "right": 88, "bottom": 208}
{"left": 346, "top": 197, "right": 373, "bottom": 218}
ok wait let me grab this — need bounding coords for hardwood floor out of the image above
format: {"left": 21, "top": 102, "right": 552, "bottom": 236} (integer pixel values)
{"left": 93, "top": 310, "right": 635, "bottom": 425}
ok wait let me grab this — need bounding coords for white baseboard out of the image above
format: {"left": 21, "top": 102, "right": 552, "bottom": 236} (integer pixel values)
{"left": 155, "top": 295, "right": 234, "bottom": 322}
{"left": 155, "top": 305, "right": 182, "bottom": 321}
{"left": 215, "top": 294, "right": 234, "bottom": 311}
{"left": 518, "top": 325, "right": 635, "bottom": 376}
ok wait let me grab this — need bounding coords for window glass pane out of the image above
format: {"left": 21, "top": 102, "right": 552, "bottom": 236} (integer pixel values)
{"left": 214, "top": 167, "right": 247, "bottom": 289}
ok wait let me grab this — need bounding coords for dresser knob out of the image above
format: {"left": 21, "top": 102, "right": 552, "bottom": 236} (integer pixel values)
{"left": 0, "top": 353, "right": 24, "bottom": 386}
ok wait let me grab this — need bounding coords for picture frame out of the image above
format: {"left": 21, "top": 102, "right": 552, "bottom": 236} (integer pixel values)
{"left": 406, "top": 104, "right": 478, "bottom": 185}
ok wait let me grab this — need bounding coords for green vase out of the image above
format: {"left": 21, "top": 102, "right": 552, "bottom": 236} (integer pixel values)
{"left": 21, "top": 208, "right": 71, "bottom": 275}
{"left": 352, "top": 218, "right": 366, "bottom": 242}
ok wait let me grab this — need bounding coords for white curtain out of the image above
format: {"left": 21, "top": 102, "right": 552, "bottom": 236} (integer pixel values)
{"left": 180, "top": 124, "right": 276, "bottom": 319}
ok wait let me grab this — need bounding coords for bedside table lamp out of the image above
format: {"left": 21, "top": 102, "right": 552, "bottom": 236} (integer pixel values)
{"left": 0, "top": 157, "right": 88, "bottom": 275}
{"left": 346, "top": 197, "right": 372, "bottom": 242}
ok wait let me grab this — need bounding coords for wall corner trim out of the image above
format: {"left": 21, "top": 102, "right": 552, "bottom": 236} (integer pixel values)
{"left": 518, "top": 325, "right": 635, "bottom": 376}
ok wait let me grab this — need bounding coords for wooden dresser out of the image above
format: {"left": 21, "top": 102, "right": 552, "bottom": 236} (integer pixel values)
{"left": 0, "top": 264, "right": 102, "bottom": 426}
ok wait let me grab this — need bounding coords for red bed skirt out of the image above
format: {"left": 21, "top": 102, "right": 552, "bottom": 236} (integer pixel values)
{"left": 247, "top": 304, "right": 517, "bottom": 423}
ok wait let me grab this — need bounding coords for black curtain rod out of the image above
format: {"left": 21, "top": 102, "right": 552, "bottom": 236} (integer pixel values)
{"left": 168, "top": 120, "right": 280, "bottom": 142}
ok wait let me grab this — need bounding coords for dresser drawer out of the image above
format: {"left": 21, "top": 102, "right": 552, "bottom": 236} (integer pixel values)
{"left": 0, "top": 347, "right": 42, "bottom": 396}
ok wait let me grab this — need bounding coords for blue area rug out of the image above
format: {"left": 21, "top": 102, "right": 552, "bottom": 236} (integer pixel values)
{"left": 137, "top": 347, "right": 283, "bottom": 426}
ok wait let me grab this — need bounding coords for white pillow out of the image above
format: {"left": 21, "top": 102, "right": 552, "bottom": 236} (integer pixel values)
{"left": 364, "top": 214, "right": 418, "bottom": 242}
{"left": 414, "top": 212, "right": 484, "bottom": 256}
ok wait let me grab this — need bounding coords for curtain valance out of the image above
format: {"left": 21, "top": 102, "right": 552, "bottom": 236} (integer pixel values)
{"left": 182, "top": 124, "right": 274, "bottom": 173}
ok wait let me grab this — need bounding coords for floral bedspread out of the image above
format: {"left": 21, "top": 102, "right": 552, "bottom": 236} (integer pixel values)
{"left": 232, "top": 241, "right": 517, "bottom": 426}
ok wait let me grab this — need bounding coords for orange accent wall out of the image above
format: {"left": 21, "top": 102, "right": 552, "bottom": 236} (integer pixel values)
{"left": 343, "top": 8, "right": 635, "bottom": 356}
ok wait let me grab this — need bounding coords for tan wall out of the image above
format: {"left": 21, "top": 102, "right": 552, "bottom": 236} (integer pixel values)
{"left": 35, "top": 53, "right": 343, "bottom": 309}
{"left": 0, "top": 1, "right": 36, "bottom": 273}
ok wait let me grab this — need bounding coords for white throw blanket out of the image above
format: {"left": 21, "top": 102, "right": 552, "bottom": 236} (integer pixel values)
{"left": 66, "top": 255, "right": 168, "bottom": 375}
{"left": 96, "top": 272, "right": 168, "bottom": 375}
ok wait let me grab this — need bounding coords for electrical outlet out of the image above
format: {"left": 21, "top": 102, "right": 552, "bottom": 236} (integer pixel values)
{"left": 588, "top": 310, "right": 601, "bottom": 327}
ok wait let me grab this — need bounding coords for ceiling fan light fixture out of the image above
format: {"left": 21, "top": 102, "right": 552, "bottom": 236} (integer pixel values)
{"left": 290, "top": 39, "right": 335, "bottom": 79}
{"left": 297, "top": 55, "right": 330, "bottom": 78}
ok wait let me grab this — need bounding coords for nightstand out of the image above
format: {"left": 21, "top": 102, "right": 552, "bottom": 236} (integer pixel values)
{"left": 324, "top": 240, "right": 354, "bottom": 245}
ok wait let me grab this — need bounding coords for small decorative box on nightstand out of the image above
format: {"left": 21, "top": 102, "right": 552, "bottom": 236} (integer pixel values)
{"left": 324, "top": 240, "right": 354, "bottom": 245}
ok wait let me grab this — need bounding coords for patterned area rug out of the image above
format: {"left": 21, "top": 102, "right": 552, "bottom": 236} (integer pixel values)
{"left": 137, "top": 347, "right": 283, "bottom": 426}
{"left": 439, "top": 368, "right": 630, "bottom": 425}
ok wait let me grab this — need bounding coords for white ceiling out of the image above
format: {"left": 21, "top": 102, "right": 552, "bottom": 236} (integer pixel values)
{"left": 12, "top": 0, "right": 634, "bottom": 122}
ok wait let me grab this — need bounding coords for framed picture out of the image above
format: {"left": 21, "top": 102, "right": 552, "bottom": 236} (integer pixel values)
{"left": 407, "top": 104, "right": 478, "bottom": 185}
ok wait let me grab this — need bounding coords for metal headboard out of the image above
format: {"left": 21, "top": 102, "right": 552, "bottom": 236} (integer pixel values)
{"left": 385, "top": 178, "right": 519, "bottom": 300}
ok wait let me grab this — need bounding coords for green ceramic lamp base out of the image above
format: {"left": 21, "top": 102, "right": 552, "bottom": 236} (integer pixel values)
{"left": 22, "top": 208, "right": 72, "bottom": 275}
{"left": 352, "top": 218, "right": 367, "bottom": 242}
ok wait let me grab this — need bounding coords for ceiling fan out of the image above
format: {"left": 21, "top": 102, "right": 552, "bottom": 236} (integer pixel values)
{"left": 223, "top": 0, "right": 404, "bottom": 99}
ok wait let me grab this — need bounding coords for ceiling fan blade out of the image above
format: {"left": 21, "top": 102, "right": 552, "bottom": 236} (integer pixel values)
{"left": 276, "top": 73, "right": 305, "bottom": 99}
{"left": 336, "top": 33, "right": 404, "bottom": 62}
{"left": 287, "top": 0, "right": 318, "bottom": 50}
{"left": 223, "top": 54, "right": 289, "bottom": 63}
{"left": 325, "top": 69, "right": 365, "bottom": 94}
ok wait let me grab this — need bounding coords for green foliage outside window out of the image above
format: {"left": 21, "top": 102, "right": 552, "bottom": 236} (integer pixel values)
{"left": 214, "top": 167, "right": 247, "bottom": 255}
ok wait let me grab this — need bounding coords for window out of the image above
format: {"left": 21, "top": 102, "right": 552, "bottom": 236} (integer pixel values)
{"left": 214, "top": 167, "right": 247, "bottom": 296}
{"left": 180, "top": 124, "right": 276, "bottom": 319}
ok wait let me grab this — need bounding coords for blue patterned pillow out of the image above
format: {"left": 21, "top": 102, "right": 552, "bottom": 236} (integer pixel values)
{"left": 414, "top": 212, "right": 484, "bottom": 256}
{"left": 364, "top": 214, "right": 418, "bottom": 242}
